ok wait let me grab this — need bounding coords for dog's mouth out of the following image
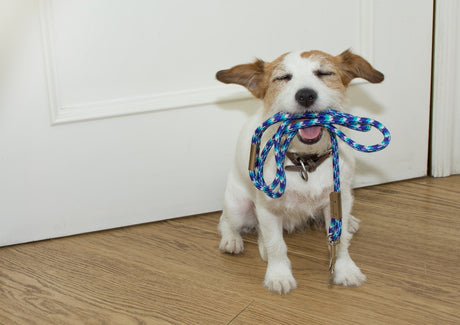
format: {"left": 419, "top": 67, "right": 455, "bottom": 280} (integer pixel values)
{"left": 297, "top": 126, "right": 323, "bottom": 145}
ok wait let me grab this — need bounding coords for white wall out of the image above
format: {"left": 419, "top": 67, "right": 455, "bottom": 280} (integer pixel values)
{"left": 0, "top": 0, "right": 433, "bottom": 246}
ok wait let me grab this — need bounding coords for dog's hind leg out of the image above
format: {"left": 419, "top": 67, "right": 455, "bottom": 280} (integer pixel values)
{"left": 218, "top": 186, "right": 256, "bottom": 254}
{"left": 256, "top": 226, "right": 267, "bottom": 261}
{"left": 348, "top": 214, "right": 361, "bottom": 234}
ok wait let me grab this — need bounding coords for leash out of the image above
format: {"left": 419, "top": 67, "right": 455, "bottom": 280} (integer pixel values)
{"left": 248, "top": 108, "right": 391, "bottom": 275}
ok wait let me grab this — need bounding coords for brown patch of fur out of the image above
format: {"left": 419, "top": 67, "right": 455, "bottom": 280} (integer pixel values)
{"left": 300, "top": 50, "right": 333, "bottom": 60}
{"left": 215, "top": 54, "right": 288, "bottom": 99}
{"left": 334, "top": 49, "right": 384, "bottom": 86}
{"left": 216, "top": 59, "right": 266, "bottom": 98}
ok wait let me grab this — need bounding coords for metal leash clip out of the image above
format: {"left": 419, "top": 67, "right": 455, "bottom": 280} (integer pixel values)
{"left": 328, "top": 240, "right": 339, "bottom": 275}
{"left": 328, "top": 240, "right": 339, "bottom": 288}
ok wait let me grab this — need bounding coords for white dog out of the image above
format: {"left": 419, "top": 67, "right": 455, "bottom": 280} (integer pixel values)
{"left": 216, "top": 50, "right": 384, "bottom": 294}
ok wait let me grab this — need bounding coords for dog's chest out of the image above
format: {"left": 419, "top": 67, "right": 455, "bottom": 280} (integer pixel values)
{"left": 266, "top": 162, "right": 334, "bottom": 222}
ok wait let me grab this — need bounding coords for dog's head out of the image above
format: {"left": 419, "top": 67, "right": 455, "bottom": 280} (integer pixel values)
{"left": 216, "top": 49, "right": 383, "bottom": 146}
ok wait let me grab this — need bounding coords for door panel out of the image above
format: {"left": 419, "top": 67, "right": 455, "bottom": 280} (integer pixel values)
{"left": 431, "top": 0, "right": 460, "bottom": 176}
{"left": 0, "top": 0, "right": 432, "bottom": 246}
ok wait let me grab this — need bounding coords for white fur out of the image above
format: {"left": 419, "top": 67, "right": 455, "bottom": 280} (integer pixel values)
{"left": 218, "top": 51, "right": 369, "bottom": 294}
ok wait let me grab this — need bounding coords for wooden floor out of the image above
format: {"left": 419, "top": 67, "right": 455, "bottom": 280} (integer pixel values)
{"left": 1, "top": 176, "right": 460, "bottom": 324}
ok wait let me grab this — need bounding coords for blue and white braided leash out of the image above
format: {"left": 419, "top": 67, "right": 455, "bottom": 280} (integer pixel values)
{"left": 248, "top": 108, "right": 391, "bottom": 274}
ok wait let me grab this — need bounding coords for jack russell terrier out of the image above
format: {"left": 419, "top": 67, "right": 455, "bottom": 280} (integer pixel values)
{"left": 216, "top": 49, "right": 384, "bottom": 294}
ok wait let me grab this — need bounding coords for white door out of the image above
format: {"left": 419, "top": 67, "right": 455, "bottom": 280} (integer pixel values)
{"left": 431, "top": 0, "right": 460, "bottom": 176}
{"left": 0, "top": 0, "right": 433, "bottom": 246}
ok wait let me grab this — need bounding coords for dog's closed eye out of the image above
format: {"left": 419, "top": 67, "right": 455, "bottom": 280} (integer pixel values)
{"left": 314, "top": 70, "right": 335, "bottom": 78}
{"left": 273, "top": 74, "right": 292, "bottom": 82}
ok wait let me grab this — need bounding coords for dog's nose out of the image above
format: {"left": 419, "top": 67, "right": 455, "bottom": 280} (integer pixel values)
{"left": 295, "top": 88, "right": 318, "bottom": 108}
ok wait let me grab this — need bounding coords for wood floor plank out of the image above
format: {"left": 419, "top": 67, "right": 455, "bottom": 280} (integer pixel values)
{"left": 0, "top": 176, "right": 459, "bottom": 324}
{"left": 0, "top": 229, "right": 253, "bottom": 324}
{"left": 229, "top": 300, "right": 333, "bottom": 325}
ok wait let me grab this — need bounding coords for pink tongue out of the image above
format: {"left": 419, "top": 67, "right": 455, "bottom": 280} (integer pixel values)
{"left": 299, "top": 126, "right": 322, "bottom": 140}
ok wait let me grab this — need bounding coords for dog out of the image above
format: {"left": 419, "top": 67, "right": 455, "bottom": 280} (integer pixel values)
{"left": 215, "top": 49, "right": 384, "bottom": 294}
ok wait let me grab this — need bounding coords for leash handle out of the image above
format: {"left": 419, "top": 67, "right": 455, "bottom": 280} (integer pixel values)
{"left": 249, "top": 109, "right": 391, "bottom": 199}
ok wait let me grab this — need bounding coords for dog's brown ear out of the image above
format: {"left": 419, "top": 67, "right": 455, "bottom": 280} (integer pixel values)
{"left": 216, "top": 59, "right": 267, "bottom": 99}
{"left": 337, "top": 50, "right": 384, "bottom": 86}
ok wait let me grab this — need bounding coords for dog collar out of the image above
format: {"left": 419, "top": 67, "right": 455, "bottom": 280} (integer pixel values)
{"left": 285, "top": 149, "right": 332, "bottom": 181}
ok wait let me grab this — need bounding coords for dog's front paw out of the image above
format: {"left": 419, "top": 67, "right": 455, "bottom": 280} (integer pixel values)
{"left": 333, "top": 258, "right": 366, "bottom": 286}
{"left": 219, "top": 234, "right": 244, "bottom": 254}
{"left": 264, "top": 263, "right": 297, "bottom": 294}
